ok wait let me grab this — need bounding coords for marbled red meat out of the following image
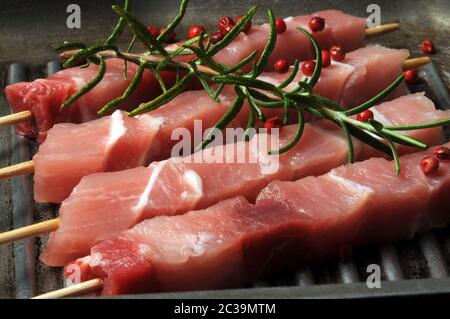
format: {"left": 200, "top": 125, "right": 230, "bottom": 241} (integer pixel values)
{"left": 69, "top": 141, "right": 450, "bottom": 295}
{"left": 5, "top": 59, "right": 177, "bottom": 142}
{"left": 33, "top": 46, "right": 409, "bottom": 204}
{"left": 6, "top": 10, "right": 367, "bottom": 142}
{"left": 40, "top": 94, "right": 448, "bottom": 266}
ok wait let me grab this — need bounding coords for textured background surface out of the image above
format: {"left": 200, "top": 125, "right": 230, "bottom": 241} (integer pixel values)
{"left": 0, "top": 0, "right": 449, "bottom": 298}
{"left": 0, "top": 0, "right": 449, "bottom": 86}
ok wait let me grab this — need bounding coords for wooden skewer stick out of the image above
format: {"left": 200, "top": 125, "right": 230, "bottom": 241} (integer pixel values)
{"left": 59, "top": 23, "right": 402, "bottom": 76}
{"left": 0, "top": 56, "right": 433, "bottom": 183}
{"left": 0, "top": 22, "right": 402, "bottom": 129}
{"left": 364, "top": 23, "right": 400, "bottom": 38}
{"left": 0, "top": 110, "right": 33, "bottom": 128}
{"left": 32, "top": 278, "right": 103, "bottom": 299}
{"left": 402, "top": 56, "right": 431, "bottom": 70}
{"left": 0, "top": 160, "right": 35, "bottom": 180}
{"left": 0, "top": 218, "right": 59, "bottom": 244}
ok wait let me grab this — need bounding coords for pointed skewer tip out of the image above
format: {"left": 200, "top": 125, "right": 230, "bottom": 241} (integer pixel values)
{"left": 33, "top": 278, "right": 103, "bottom": 299}
{"left": 365, "top": 22, "right": 401, "bottom": 38}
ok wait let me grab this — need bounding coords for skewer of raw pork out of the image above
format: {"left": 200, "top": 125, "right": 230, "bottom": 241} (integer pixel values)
{"left": 1, "top": 93, "right": 447, "bottom": 267}
{"left": 35, "top": 139, "right": 450, "bottom": 297}
{"left": 1, "top": 10, "right": 399, "bottom": 140}
{"left": 3, "top": 59, "right": 177, "bottom": 143}
{"left": 0, "top": 47, "right": 429, "bottom": 204}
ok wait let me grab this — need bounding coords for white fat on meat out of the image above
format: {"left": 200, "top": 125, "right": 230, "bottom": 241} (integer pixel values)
{"left": 250, "top": 132, "right": 280, "bottom": 175}
{"left": 88, "top": 252, "right": 104, "bottom": 267}
{"left": 328, "top": 172, "right": 374, "bottom": 198}
{"left": 331, "top": 60, "right": 355, "bottom": 70}
{"left": 133, "top": 160, "right": 168, "bottom": 214}
{"left": 135, "top": 115, "right": 165, "bottom": 165}
{"left": 371, "top": 106, "right": 393, "bottom": 126}
{"left": 71, "top": 75, "right": 88, "bottom": 89}
{"left": 181, "top": 170, "right": 204, "bottom": 199}
{"left": 141, "top": 115, "right": 165, "bottom": 128}
{"left": 106, "top": 111, "right": 127, "bottom": 148}
{"left": 193, "top": 232, "right": 216, "bottom": 256}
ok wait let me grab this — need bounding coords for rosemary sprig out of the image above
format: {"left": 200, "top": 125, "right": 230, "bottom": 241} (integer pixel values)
{"left": 336, "top": 120, "right": 354, "bottom": 163}
{"left": 278, "top": 60, "right": 299, "bottom": 90}
{"left": 146, "top": 64, "right": 168, "bottom": 93}
{"left": 269, "top": 107, "right": 305, "bottom": 155}
{"left": 123, "top": 35, "right": 137, "bottom": 80}
{"left": 189, "top": 61, "right": 217, "bottom": 101}
{"left": 62, "top": 56, "right": 106, "bottom": 108}
{"left": 57, "top": 1, "right": 450, "bottom": 174}
{"left": 251, "top": 9, "right": 277, "bottom": 78}
{"left": 112, "top": 5, "right": 169, "bottom": 57}
{"left": 104, "top": 0, "right": 131, "bottom": 45}
{"left": 54, "top": 41, "right": 86, "bottom": 51}
{"left": 344, "top": 74, "right": 405, "bottom": 116}
{"left": 195, "top": 87, "right": 246, "bottom": 152}
{"left": 129, "top": 72, "right": 195, "bottom": 116}
{"left": 370, "top": 119, "right": 401, "bottom": 174}
{"left": 157, "top": 0, "right": 189, "bottom": 43}
{"left": 63, "top": 44, "right": 117, "bottom": 68}
{"left": 97, "top": 60, "right": 145, "bottom": 115}
{"left": 384, "top": 117, "right": 450, "bottom": 130}
{"left": 297, "top": 27, "right": 322, "bottom": 87}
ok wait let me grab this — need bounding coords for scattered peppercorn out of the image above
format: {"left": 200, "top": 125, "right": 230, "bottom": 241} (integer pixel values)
{"left": 218, "top": 16, "right": 234, "bottom": 34}
{"left": 301, "top": 60, "right": 316, "bottom": 76}
{"left": 321, "top": 50, "right": 331, "bottom": 67}
{"left": 433, "top": 146, "right": 450, "bottom": 160}
{"left": 356, "top": 110, "right": 374, "bottom": 122}
{"left": 421, "top": 40, "right": 435, "bottom": 54}
{"left": 309, "top": 16, "right": 325, "bottom": 32}
{"left": 330, "top": 45, "right": 345, "bottom": 61}
{"left": 264, "top": 116, "right": 282, "bottom": 133}
{"left": 187, "top": 25, "right": 206, "bottom": 39}
{"left": 210, "top": 31, "right": 225, "bottom": 44}
{"left": 275, "top": 18, "right": 287, "bottom": 34}
{"left": 274, "top": 59, "right": 289, "bottom": 73}
{"left": 403, "top": 69, "right": 419, "bottom": 84}
{"left": 420, "top": 156, "right": 439, "bottom": 175}
{"left": 147, "top": 25, "right": 159, "bottom": 38}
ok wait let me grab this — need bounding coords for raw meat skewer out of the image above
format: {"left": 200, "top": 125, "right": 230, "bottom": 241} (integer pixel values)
{"left": 4, "top": 59, "right": 178, "bottom": 143}
{"left": 36, "top": 140, "right": 450, "bottom": 297}
{"left": 0, "top": 93, "right": 447, "bottom": 267}
{"left": 2, "top": 11, "right": 399, "bottom": 139}
{"left": 0, "top": 52, "right": 429, "bottom": 204}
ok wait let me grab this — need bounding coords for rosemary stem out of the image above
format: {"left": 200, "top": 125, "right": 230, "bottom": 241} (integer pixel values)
{"left": 62, "top": 56, "right": 107, "bottom": 108}
{"left": 61, "top": 49, "right": 220, "bottom": 76}
{"left": 384, "top": 117, "right": 450, "bottom": 130}
{"left": 97, "top": 61, "right": 146, "bottom": 115}
{"left": 344, "top": 74, "right": 405, "bottom": 116}
{"left": 322, "top": 107, "right": 428, "bottom": 149}
{"left": 128, "top": 71, "right": 195, "bottom": 116}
